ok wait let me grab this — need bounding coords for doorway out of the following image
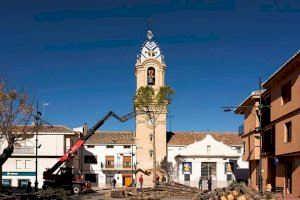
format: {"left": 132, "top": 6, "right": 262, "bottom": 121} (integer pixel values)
{"left": 122, "top": 174, "right": 132, "bottom": 187}
{"left": 286, "top": 161, "right": 292, "bottom": 194}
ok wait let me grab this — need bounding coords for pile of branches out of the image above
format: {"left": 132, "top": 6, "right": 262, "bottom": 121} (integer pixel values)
{"left": 113, "top": 181, "right": 200, "bottom": 200}
{"left": 194, "top": 182, "right": 276, "bottom": 200}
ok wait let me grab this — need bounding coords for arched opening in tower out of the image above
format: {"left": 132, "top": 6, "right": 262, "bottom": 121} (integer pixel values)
{"left": 147, "top": 67, "right": 155, "bottom": 86}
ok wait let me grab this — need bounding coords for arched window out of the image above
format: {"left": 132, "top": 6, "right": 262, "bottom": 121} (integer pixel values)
{"left": 147, "top": 67, "right": 155, "bottom": 85}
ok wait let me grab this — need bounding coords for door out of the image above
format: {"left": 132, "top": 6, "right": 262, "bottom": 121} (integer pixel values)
{"left": 286, "top": 161, "right": 292, "bottom": 194}
{"left": 122, "top": 174, "right": 132, "bottom": 187}
{"left": 106, "top": 175, "right": 114, "bottom": 187}
{"left": 124, "top": 177, "right": 132, "bottom": 187}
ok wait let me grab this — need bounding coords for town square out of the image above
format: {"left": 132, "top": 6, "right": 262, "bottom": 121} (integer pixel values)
{"left": 0, "top": 1, "right": 300, "bottom": 199}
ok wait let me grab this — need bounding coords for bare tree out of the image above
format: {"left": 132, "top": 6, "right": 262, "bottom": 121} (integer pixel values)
{"left": 0, "top": 81, "right": 33, "bottom": 184}
{"left": 134, "top": 86, "right": 175, "bottom": 186}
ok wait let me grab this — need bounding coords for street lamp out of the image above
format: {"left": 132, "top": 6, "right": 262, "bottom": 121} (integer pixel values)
{"left": 222, "top": 78, "right": 270, "bottom": 194}
{"left": 31, "top": 102, "right": 52, "bottom": 192}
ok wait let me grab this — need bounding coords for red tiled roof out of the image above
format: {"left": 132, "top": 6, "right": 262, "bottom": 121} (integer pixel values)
{"left": 11, "top": 125, "right": 75, "bottom": 133}
{"left": 86, "top": 131, "right": 135, "bottom": 144}
{"left": 167, "top": 131, "right": 242, "bottom": 146}
{"left": 84, "top": 131, "right": 242, "bottom": 146}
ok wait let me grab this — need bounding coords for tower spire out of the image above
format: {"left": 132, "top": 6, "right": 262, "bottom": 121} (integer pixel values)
{"left": 147, "top": 16, "right": 154, "bottom": 41}
{"left": 147, "top": 16, "right": 152, "bottom": 32}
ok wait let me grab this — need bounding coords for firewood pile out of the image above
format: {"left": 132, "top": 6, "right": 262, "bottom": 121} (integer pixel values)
{"left": 194, "top": 182, "right": 276, "bottom": 200}
{"left": 112, "top": 182, "right": 200, "bottom": 199}
{"left": 112, "top": 181, "right": 276, "bottom": 200}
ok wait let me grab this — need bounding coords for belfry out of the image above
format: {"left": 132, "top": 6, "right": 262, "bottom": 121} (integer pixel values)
{"left": 135, "top": 28, "right": 168, "bottom": 186}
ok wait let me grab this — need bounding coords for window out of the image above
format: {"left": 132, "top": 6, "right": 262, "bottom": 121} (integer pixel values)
{"left": 201, "top": 162, "right": 216, "bottom": 179}
{"left": 106, "top": 145, "right": 114, "bottom": 149}
{"left": 87, "top": 145, "right": 95, "bottom": 148}
{"left": 18, "top": 179, "right": 29, "bottom": 188}
{"left": 149, "top": 134, "right": 153, "bottom": 142}
{"left": 85, "top": 174, "right": 97, "bottom": 183}
{"left": 123, "top": 156, "right": 131, "bottom": 168}
{"left": 281, "top": 81, "right": 291, "bottom": 104}
{"left": 16, "top": 160, "right": 22, "bottom": 169}
{"left": 285, "top": 121, "right": 292, "bottom": 143}
{"left": 149, "top": 150, "right": 153, "bottom": 158}
{"left": 25, "top": 160, "right": 31, "bottom": 169}
{"left": 2, "top": 179, "right": 11, "bottom": 188}
{"left": 237, "top": 147, "right": 241, "bottom": 154}
{"left": 105, "top": 156, "right": 114, "bottom": 168}
{"left": 124, "top": 145, "right": 131, "bottom": 149}
{"left": 84, "top": 155, "right": 97, "bottom": 164}
{"left": 184, "top": 174, "right": 190, "bottom": 181}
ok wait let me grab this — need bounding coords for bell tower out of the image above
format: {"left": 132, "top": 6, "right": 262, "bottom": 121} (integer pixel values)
{"left": 135, "top": 27, "right": 167, "bottom": 187}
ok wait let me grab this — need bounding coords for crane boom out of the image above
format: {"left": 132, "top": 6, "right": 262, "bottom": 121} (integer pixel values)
{"left": 43, "top": 111, "right": 135, "bottom": 179}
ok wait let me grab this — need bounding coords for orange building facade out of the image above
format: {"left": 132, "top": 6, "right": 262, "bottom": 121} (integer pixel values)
{"left": 235, "top": 51, "right": 300, "bottom": 197}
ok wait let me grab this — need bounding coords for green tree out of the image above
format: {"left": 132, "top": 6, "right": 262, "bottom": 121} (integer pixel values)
{"left": 134, "top": 86, "right": 175, "bottom": 186}
{"left": 0, "top": 81, "right": 33, "bottom": 188}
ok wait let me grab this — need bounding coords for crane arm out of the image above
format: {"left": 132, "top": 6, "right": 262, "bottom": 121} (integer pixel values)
{"left": 43, "top": 111, "right": 135, "bottom": 179}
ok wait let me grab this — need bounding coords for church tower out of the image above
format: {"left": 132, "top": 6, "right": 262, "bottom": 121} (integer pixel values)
{"left": 135, "top": 28, "right": 167, "bottom": 187}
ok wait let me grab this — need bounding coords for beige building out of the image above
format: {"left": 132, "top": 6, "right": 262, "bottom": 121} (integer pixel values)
{"left": 135, "top": 30, "right": 167, "bottom": 187}
{"left": 235, "top": 51, "right": 300, "bottom": 197}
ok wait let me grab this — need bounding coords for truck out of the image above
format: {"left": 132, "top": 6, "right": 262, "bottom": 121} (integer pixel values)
{"left": 42, "top": 111, "right": 135, "bottom": 194}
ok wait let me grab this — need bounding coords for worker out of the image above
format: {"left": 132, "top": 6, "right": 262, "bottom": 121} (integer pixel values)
{"left": 139, "top": 175, "right": 144, "bottom": 190}
{"left": 112, "top": 178, "right": 116, "bottom": 189}
{"left": 26, "top": 181, "right": 32, "bottom": 193}
{"left": 208, "top": 177, "right": 212, "bottom": 191}
{"left": 198, "top": 177, "right": 202, "bottom": 190}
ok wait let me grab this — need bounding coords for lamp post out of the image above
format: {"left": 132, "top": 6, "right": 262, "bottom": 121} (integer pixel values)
{"left": 131, "top": 138, "right": 135, "bottom": 186}
{"left": 222, "top": 78, "right": 268, "bottom": 194}
{"left": 31, "top": 102, "right": 53, "bottom": 192}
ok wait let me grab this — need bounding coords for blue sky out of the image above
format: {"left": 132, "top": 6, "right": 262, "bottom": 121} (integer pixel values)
{"left": 1, "top": 0, "right": 299, "bottom": 132}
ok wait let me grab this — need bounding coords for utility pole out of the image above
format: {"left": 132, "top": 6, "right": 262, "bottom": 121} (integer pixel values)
{"left": 222, "top": 77, "right": 267, "bottom": 194}
{"left": 34, "top": 102, "right": 40, "bottom": 192}
{"left": 32, "top": 102, "right": 52, "bottom": 192}
{"left": 258, "top": 77, "right": 263, "bottom": 194}
{"left": 131, "top": 136, "right": 134, "bottom": 186}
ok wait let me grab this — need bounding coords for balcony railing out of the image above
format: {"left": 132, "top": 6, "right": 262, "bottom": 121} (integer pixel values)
{"left": 13, "top": 146, "right": 34, "bottom": 154}
{"left": 101, "top": 164, "right": 133, "bottom": 170}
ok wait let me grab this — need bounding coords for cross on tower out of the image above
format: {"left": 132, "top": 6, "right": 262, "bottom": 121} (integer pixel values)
{"left": 147, "top": 16, "right": 152, "bottom": 31}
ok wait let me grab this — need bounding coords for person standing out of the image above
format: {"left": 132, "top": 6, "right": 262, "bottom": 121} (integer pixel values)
{"left": 26, "top": 181, "right": 32, "bottom": 193}
{"left": 207, "top": 177, "right": 212, "bottom": 191}
{"left": 112, "top": 178, "right": 116, "bottom": 189}
{"left": 198, "top": 177, "right": 202, "bottom": 190}
{"left": 139, "top": 175, "right": 144, "bottom": 190}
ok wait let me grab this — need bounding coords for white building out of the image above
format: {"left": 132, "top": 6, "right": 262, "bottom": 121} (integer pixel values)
{"left": 81, "top": 131, "right": 136, "bottom": 188}
{"left": 79, "top": 130, "right": 247, "bottom": 189}
{"left": 0, "top": 125, "right": 78, "bottom": 188}
{"left": 167, "top": 132, "right": 248, "bottom": 189}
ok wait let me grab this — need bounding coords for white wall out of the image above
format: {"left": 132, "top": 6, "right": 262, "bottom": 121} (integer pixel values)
{"left": 1, "top": 132, "right": 77, "bottom": 188}
{"left": 82, "top": 144, "right": 136, "bottom": 188}
{"left": 167, "top": 135, "right": 249, "bottom": 188}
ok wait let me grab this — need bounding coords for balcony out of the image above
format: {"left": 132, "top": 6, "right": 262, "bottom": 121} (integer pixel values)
{"left": 13, "top": 146, "right": 34, "bottom": 154}
{"left": 101, "top": 164, "right": 133, "bottom": 171}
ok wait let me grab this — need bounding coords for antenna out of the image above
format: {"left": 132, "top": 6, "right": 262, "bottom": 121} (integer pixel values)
{"left": 147, "top": 16, "right": 153, "bottom": 32}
